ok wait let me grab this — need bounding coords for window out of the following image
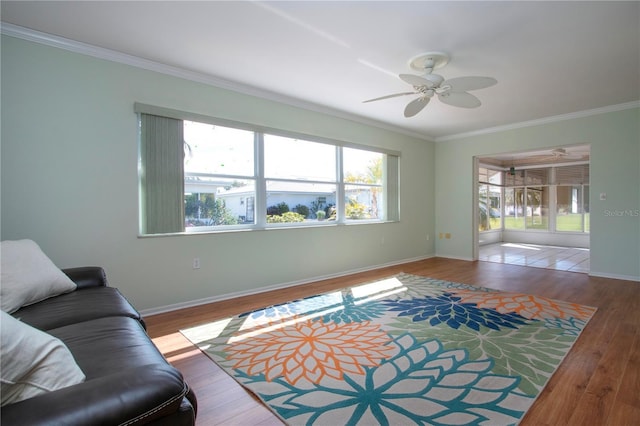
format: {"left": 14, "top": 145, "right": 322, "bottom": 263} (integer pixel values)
{"left": 556, "top": 185, "right": 589, "bottom": 231}
{"left": 480, "top": 162, "right": 589, "bottom": 234}
{"left": 343, "top": 148, "right": 385, "bottom": 221}
{"left": 555, "top": 164, "right": 590, "bottom": 232}
{"left": 504, "top": 187, "right": 525, "bottom": 230}
{"left": 264, "top": 134, "right": 337, "bottom": 222}
{"left": 503, "top": 169, "right": 550, "bottom": 231}
{"left": 136, "top": 104, "right": 400, "bottom": 235}
{"left": 184, "top": 121, "right": 255, "bottom": 228}
{"left": 525, "top": 187, "right": 549, "bottom": 230}
{"left": 478, "top": 167, "right": 502, "bottom": 231}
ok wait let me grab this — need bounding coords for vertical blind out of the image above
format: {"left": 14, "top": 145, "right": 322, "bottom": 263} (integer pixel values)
{"left": 140, "top": 114, "right": 185, "bottom": 234}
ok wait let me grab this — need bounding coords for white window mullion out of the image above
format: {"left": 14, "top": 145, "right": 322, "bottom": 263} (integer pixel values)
{"left": 255, "top": 132, "right": 267, "bottom": 229}
{"left": 581, "top": 184, "right": 586, "bottom": 232}
{"left": 336, "top": 146, "right": 345, "bottom": 223}
{"left": 549, "top": 185, "right": 557, "bottom": 232}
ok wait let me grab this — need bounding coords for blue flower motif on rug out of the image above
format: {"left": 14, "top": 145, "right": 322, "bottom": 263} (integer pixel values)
{"left": 383, "top": 293, "right": 529, "bottom": 331}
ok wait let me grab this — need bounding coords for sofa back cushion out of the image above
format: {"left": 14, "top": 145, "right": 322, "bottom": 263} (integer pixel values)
{"left": 14, "top": 287, "right": 143, "bottom": 331}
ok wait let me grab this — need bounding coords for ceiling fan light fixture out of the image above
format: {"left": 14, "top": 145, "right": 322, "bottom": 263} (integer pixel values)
{"left": 423, "top": 73, "right": 444, "bottom": 85}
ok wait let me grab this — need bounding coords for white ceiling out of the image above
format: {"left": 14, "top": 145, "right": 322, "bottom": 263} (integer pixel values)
{"left": 2, "top": 1, "right": 639, "bottom": 141}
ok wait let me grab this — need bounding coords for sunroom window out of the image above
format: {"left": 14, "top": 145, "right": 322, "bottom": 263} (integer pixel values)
{"left": 479, "top": 163, "right": 589, "bottom": 234}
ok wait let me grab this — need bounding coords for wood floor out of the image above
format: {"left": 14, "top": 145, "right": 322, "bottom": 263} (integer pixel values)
{"left": 145, "top": 257, "right": 640, "bottom": 425}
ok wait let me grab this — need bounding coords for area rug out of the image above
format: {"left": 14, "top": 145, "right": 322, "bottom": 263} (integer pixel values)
{"left": 181, "top": 273, "right": 596, "bottom": 425}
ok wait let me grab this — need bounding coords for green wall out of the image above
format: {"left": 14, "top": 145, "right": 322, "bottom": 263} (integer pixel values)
{"left": 1, "top": 36, "right": 436, "bottom": 311}
{"left": 435, "top": 107, "right": 640, "bottom": 281}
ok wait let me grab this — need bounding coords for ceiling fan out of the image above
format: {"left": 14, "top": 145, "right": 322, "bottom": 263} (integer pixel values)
{"left": 549, "top": 148, "right": 587, "bottom": 160}
{"left": 363, "top": 52, "right": 497, "bottom": 117}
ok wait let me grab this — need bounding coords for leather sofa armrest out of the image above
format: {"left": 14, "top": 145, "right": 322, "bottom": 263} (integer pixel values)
{"left": 1, "top": 366, "right": 190, "bottom": 426}
{"left": 62, "top": 266, "right": 108, "bottom": 289}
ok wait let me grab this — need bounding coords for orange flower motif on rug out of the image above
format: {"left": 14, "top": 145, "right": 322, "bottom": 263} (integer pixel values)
{"left": 226, "top": 319, "right": 393, "bottom": 385}
{"left": 451, "top": 290, "right": 596, "bottom": 321}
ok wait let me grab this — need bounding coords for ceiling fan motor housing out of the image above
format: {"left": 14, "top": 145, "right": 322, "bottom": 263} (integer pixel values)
{"left": 408, "top": 51, "right": 450, "bottom": 73}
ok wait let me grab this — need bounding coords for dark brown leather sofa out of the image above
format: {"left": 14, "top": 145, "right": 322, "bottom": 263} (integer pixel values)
{"left": 2, "top": 267, "right": 197, "bottom": 425}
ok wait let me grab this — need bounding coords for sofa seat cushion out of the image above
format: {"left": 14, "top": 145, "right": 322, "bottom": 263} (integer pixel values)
{"left": 0, "top": 316, "right": 190, "bottom": 425}
{"left": 47, "top": 316, "right": 165, "bottom": 378}
{"left": 1, "top": 363, "right": 190, "bottom": 426}
{"left": 12, "top": 286, "right": 143, "bottom": 331}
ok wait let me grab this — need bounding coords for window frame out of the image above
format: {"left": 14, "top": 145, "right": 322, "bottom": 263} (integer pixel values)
{"left": 135, "top": 103, "right": 400, "bottom": 236}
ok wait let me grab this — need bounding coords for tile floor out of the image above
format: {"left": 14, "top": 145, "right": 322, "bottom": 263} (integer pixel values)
{"left": 478, "top": 242, "right": 590, "bottom": 273}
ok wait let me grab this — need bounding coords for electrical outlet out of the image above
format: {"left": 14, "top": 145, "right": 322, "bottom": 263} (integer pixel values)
{"left": 426, "top": 234, "right": 430, "bottom": 241}
{"left": 445, "top": 233, "right": 451, "bottom": 239}
{"left": 192, "top": 257, "right": 200, "bottom": 269}
{"left": 439, "top": 233, "right": 443, "bottom": 239}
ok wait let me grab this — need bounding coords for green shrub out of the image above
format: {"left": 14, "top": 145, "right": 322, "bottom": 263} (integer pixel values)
{"left": 267, "top": 211, "right": 305, "bottom": 223}
{"left": 267, "top": 202, "right": 290, "bottom": 216}
{"left": 293, "top": 204, "right": 310, "bottom": 218}
{"left": 346, "top": 201, "right": 369, "bottom": 219}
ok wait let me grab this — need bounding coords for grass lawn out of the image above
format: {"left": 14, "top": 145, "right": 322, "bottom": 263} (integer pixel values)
{"left": 557, "top": 213, "right": 589, "bottom": 232}
{"left": 500, "top": 213, "right": 589, "bottom": 232}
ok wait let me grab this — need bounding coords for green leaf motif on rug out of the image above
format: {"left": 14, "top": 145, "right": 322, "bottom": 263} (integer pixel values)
{"left": 387, "top": 317, "right": 576, "bottom": 395}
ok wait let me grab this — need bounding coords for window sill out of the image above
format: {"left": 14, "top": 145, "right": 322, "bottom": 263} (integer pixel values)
{"left": 138, "top": 219, "right": 399, "bottom": 238}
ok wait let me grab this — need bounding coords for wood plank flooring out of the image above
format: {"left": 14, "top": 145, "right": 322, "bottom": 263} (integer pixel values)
{"left": 145, "top": 257, "right": 640, "bottom": 425}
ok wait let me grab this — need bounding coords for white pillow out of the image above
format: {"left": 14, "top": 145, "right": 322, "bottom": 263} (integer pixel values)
{"left": 1, "top": 239, "right": 77, "bottom": 313}
{"left": 1, "top": 311, "right": 86, "bottom": 405}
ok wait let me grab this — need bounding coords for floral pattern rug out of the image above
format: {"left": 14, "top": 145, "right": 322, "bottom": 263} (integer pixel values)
{"left": 181, "top": 273, "right": 596, "bottom": 425}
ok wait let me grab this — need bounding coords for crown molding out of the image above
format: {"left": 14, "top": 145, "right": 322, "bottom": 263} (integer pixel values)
{"left": 1, "top": 22, "right": 434, "bottom": 143}
{"left": 436, "top": 100, "right": 640, "bottom": 143}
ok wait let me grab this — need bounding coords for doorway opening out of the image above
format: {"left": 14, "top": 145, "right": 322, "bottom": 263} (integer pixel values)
{"left": 474, "top": 145, "right": 590, "bottom": 273}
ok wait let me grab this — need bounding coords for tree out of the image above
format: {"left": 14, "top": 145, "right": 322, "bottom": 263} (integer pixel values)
{"left": 209, "top": 198, "right": 238, "bottom": 225}
{"left": 345, "top": 157, "right": 382, "bottom": 218}
{"left": 184, "top": 193, "right": 237, "bottom": 226}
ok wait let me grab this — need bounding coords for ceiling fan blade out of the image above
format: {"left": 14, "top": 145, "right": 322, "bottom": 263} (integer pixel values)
{"left": 362, "top": 92, "right": 416, "bottom": 103}
{"left": 399, "top": 74, "right": 434, "bottom": 88}
{"left": 438, "top": 91, "right": 481, "bottom": 108}
{"left": 404, "top": 96, "right": 430, "bottom": 117}
{"left": 444, "top": 76, "right": 497, "bottom": 92}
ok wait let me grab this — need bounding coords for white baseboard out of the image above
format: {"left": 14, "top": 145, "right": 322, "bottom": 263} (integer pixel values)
{"left": 435, "top": 254, "right": 475, "bottom": 262}
{"left": 140, "top": 254, "right": 435, "bottom": 317}
{"left": 588, "top": 271, "right": 640, "bottom": 282}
